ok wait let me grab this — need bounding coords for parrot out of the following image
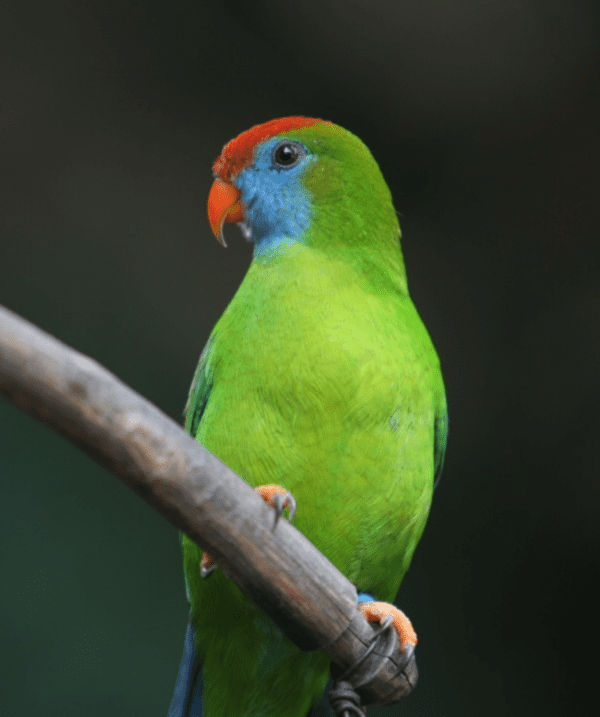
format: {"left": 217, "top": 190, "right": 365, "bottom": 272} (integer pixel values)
{"left": 168, "top": 116, "right": 447, "bottom": 717}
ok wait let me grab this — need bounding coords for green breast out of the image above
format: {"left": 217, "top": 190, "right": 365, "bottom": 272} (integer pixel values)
{"left": 194, "top": 242, "right": 442, "bottom": 599}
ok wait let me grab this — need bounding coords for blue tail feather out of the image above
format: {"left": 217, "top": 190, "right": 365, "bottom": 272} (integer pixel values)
{"left": 168, "top": 619, "right": 203, "bottom": 717}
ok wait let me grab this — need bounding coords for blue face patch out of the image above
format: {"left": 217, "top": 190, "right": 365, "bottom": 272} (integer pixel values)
{"left": 232, "top": 137, "right": 314, "bottom": 259}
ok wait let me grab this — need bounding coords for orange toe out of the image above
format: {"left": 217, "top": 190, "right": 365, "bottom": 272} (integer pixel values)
{"left": 255, "top": 484, "right": 296, "bottom": 520}
{"left": 359, "top": 601, "right": 417, "bottom": 651}
{"left": 255, "top": 484, "right": 289, "bottom": 503}
{"left": 200, "top": 552, "right": 218, "bottom": 578}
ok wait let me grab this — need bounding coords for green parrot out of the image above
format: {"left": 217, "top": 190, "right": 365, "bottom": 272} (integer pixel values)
{"left": 168, "top": 117, "right": 447, "bottom": 717}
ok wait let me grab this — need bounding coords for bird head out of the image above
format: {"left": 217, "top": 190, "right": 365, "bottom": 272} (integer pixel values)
{"left": 207, "top": 116, "right": 401, "bottom": 263}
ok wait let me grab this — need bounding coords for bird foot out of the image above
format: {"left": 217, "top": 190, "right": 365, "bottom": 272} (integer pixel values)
{"left": 200, "top": 484, "right": 296, "bottom": 578}
{"left": 200, "top": 552, "right": 218, "bottom": 578}
{"left": 255, "top": 484, "right": 297, "bottom": 524}
{"left": 359, "top": 602, "right": 417, "bottom": 651}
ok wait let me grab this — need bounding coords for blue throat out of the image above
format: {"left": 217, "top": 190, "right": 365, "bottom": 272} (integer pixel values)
{"left": 233, "top": 137, "right": 313, "bottom": 259}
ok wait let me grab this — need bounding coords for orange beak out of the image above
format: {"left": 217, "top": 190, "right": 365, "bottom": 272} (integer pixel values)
{"left": 207, "top": 179, "right": 244, "bottom": 247}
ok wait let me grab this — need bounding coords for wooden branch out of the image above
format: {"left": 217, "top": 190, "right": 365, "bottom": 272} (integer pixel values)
{"left": 0, "top": 304, "right": 416, "bottom": 706}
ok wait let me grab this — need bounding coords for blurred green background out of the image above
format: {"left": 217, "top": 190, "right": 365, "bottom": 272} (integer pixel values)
{"left": 1, "top": 1, "right": 598, "bottom": 715}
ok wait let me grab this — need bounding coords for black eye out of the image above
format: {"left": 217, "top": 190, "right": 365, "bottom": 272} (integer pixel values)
{"left": 273, "top": 141, "right": 303, "bottom": 168}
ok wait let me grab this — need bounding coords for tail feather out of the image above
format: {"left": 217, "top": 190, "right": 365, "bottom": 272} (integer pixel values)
{"left": 168, "top": 619, "right": 203, "bottom": 717}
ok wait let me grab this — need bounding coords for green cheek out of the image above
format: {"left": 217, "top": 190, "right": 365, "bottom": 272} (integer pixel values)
{"left": 303, "top": 158, "right": 344, "bottom": 199}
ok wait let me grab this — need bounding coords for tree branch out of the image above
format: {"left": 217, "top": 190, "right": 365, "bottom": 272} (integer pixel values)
{"left": 0, "top": 304, "right": 416, "bottom": 706}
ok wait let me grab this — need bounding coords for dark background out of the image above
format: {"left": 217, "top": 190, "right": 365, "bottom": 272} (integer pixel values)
{"left": 1, "top": 1, "right": 598, "bottom": 715}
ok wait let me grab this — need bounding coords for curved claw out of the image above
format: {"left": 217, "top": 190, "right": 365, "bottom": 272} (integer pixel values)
{"left": 359, "top": 601, "right": 417, "bottom": 651}
{"left": 255, "top": 484, "right": 297, "bottom": 525}
{"left": 272, "top": 490, "right": 297, "bottom": 523}
{"left": 199, "top": 484, "right": 296, "bottom": 579}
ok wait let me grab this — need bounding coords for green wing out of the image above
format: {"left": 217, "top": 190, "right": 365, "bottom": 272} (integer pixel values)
{"left": 433, "top": 394, "right": 448, "bottom": 488}
{"left": 184, "top": 338, "right": 214, "bottom": 438}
